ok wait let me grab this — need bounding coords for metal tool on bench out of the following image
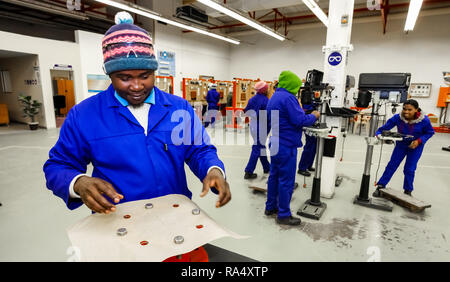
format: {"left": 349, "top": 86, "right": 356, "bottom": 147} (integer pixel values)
{"left": 353, "top": 73, "right": 411, "bottom": 212}
{"left": 378, "top": 130, "right": 413, "bottom": 144}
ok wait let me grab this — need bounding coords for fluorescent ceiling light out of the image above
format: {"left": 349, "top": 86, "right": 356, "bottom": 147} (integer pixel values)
{"left": 404, "top": 0, "right": 423, "bottom": 31}
{"left": 94, "top": 0, "right": 240, "bottom": 45}
{"left": 302, "top": 0, "right": 328, "bottom": 27}
{"left": 197, "top": 0, "right": 286, "bottom": 41}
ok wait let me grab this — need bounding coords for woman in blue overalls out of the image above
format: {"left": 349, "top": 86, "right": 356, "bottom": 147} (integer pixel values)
{"left": 205, "top": 83, "right": 220, "bottom": 128}
{"left": 265, "top": 71, "right": 319, "bottom": 226}
{"left": 243, "top": 81, "right": 271, "bottom": 179}
{"left": 373, "top": 99, "right": 435, "bottom": 197}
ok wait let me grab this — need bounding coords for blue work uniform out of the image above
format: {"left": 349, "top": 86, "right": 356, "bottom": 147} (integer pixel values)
{"left": 298, "top": 103, "right": 318, "bottom": 172}
{"left": 244, "top": 92, "right": 270, "bottom": 174}
{"left": 265, "top": 88, "right": 317, "bottom": 219}
{"left": 205, "top": 89, "right": 220, "bottom": 127}
{"left": 376, "top": 112, "right": 434, "bottom": 192}
{"left": 43, "top": 84, "right": 225, "bottom": 210}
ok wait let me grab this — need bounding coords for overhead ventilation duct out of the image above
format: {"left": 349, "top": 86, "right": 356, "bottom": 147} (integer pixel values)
{"left": 176, "top": 5, "right": 209, "bottom": 25}
{"left": 1, "top": 0, "right": 89, "bottom": 20}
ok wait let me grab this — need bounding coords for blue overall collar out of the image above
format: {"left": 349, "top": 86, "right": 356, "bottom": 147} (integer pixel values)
{"left": 114, "top": 88, "right": 155, "bottom": 106}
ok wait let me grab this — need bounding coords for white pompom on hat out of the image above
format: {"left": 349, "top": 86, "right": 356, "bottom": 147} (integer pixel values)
{"left": 115, "top": 11, "right": 134, "bottom": 25}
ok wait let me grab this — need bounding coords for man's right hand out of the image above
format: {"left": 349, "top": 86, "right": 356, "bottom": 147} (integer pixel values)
{"left": 311, "top": 110, "right": 320, "bottom": 120}
{"left": 74, "top": 176, "right": 124, "bottom": 214}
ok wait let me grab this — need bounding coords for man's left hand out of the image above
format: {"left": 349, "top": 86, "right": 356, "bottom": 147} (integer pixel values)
{"left": 201, "top": 168, "right": 231, "bottom": 208}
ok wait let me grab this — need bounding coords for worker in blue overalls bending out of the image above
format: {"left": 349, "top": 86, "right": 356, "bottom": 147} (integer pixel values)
{"left": 373, "top": 99, "right": 434, "bottom": 197}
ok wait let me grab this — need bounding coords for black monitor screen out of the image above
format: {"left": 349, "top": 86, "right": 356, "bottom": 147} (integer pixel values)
{"left": 53, "top": 95, "right": 66, "bottom": 109}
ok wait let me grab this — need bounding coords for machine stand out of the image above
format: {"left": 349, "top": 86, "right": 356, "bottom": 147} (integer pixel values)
{"left": 297, "top": 200, "right": 327, "bottom": 220}
{"left": 357, "top": 174, "right": 371, "bottom": 201}
{"left": 354, "top": 174, "right": 393, "bottom": 211}
{"left": 297, "top": 177, "right": 327, "bottom": 220}
{"left": 310, "top": 177, "right": 322, "bottom": 205}
{"left": 353, "top": 195, "right": 394, "bottom": 212}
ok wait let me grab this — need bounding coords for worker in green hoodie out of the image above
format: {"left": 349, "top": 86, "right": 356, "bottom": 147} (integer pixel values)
{"left": 265, "top": 71, "right": 320, "bottom": 226}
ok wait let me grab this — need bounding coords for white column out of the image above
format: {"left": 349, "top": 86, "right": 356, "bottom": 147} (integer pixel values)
{"left": 320, "top": 0, "right": 355, "bottom": 198}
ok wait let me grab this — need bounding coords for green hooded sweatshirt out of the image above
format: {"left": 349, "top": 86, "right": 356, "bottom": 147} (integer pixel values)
{"left": 277, "top": 71, "right": 302, "bottom": 95}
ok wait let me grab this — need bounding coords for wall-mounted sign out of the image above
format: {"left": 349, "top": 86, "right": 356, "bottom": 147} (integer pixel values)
{"left": 24, "top": 79, "right": 38, "bottom": 85}
{"left": 87, "top": 74, "right": 111, "bottom": 94}
{"left": 409, "top": 83, "right": 432, "bottom": 98}
{"left": 157, "top": 51, "right": 175, "bottom": 77}
{"left": 341, "top": 15, "right": 349, "bottom": 25}
{"left": 328, "top": 52, "right": 343, "bottom": 66}
{"left": 53, "top": 64, "right": 73, "bottom": 71}
{"left": 33, "top": 66, "right": 41, "bottom": 86}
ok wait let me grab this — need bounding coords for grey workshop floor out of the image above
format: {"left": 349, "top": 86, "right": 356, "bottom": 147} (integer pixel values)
{"left": 0, "top": 122, "right": 449, "bottom": 262}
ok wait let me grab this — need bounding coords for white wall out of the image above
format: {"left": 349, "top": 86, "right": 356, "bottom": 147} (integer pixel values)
{"left": 230, "top": 13, "right": 450, "bottom": 117}
{"left": 75, "top": 30, "right": 105, "bottom": 101}
{"left": 0, "top": 31, "right": 84, "bottom": 129}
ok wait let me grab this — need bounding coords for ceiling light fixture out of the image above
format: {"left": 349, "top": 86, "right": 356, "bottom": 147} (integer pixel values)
{"left": 302, "top": 0, "right": 328, "bottom": 27}
{"left": 404, "top": 0, "right": 423, "bottom": 31}
{"left": 196, "top": 0, "right": 286, "bottom": 41}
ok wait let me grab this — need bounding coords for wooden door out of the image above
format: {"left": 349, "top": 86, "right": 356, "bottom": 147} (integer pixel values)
{"left": 0, "top": 104, "right": 9, "bottom": 125}
{"left": 58, "top": 79, "right": 75, "bottom": 116}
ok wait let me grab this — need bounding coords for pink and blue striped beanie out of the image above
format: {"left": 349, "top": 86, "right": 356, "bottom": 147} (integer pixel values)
{"left": 102, "top": 11, "right": 158, "bottom": 74}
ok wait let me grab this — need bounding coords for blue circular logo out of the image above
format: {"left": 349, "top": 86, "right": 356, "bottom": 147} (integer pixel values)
{"left": 328, "top": 52, "right": 343, "bottom": 66}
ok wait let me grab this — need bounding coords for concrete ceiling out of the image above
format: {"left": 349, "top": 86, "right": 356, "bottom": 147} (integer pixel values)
{"left": 192, "top": 0, "right": 377, "bottom": 23}
{"left": 187, "top": 0, "right": 450, "bottom": 36}
{"left": 1, "top": 0, "right": 450, "bottom": 42}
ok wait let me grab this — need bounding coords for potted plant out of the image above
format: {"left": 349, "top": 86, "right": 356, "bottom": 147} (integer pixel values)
{"left": 18, "top": 94, "right": 42, "bottom": 130}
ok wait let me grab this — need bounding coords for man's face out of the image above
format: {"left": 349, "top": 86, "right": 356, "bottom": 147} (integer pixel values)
{"left": 110, "top": 70, "right": 155, "bottom": 106}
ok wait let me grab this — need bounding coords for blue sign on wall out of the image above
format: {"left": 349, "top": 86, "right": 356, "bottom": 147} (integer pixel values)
{"left": 328, "top": 52, "right": 343, "bottom": 66}
{"left": 158, "top": 50, "right": 176, "bottom": 77}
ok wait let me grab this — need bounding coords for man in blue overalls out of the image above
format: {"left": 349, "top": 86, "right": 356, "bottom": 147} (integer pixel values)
{"left": 265, "top": 71, "right": 320, "bottom": 226}
{"left": 43, "top": 12, "right": 231, "bottom": 213}
{"left": 297, "top": 101, "right": 318, "bottom": 177}
{"left": 205, "top": 83, "right": 220, "bottom": 128}
{"left": 243, "top": 81, "right": 271, "bottom": 179}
